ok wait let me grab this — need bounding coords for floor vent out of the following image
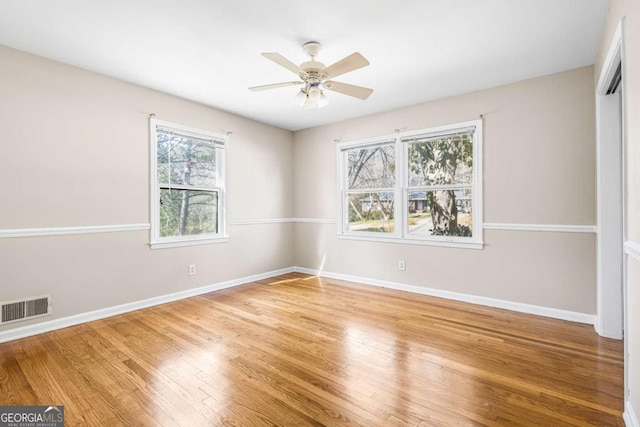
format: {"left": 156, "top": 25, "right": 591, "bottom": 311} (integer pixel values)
{"left": 1, "top": 295, "right": 51, "bottom": 325}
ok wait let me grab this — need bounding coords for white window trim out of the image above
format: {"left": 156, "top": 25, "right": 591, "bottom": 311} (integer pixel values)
{"left": 336, "top": 119, "right": 484, "bottom": 249}
{"left": 149, "top": 118, "right": 229, "bottom": 250}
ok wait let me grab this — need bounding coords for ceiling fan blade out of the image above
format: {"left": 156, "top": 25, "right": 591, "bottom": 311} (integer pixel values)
{"left": 249, "top": 81, "right": 302, "bottom": 91}
{"left": 262, "top": 53, "right": 303, "bottom": 76}
{"left": 324, "top": 81, "right": 373, "bottom": 100}
{"left": 322, "top": 53, "right": 369, "bottom": 79}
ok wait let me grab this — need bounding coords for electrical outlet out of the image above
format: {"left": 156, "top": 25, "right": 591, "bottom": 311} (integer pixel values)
{"left": 398, "top": 260, "right": 406, "bottom": 271}
{"left": 188, "top": 264, "right": 196, "bottom": 276}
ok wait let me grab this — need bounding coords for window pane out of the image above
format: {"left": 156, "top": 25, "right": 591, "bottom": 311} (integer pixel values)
{"left": 157, "top": 136, "right": 171, "bottom": 184}
{"left": 407, "top": 133, "right": 473, "bottom": 186}
{"left": 346, "top": 192, "right": 394, "bottom": 233}
{"left": 347, "top": 143, "right": 395, "bottom": 189}
{"left": 407, "top": 189, "right": 472, "bottom": 237}
{"left": 157, "top": 132, "right": 218, "bottom": 188}
{"left": 159, "top": 189, "right": 218, "bottom": 237}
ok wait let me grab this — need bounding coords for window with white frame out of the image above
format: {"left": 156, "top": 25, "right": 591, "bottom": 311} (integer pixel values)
{"left": 150, "top": 119, "right": 228, "bottom": 249}
{"left": 344, "top": 140, "right": 397, "bottom": 234}
{"left": 337, "top": 119, "right": 483, "bottom": 249}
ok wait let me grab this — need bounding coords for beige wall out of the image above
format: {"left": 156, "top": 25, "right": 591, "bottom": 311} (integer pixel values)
{"left": 293, "top": 67, "right": 597, "bottom": 314}
{"left": 0, "top": 45, "right": 294, "bottom": 332}
{"left": 0, "top": 41, "right": 606, "bottom": 347}
{"left": 596, "top": 0, "right": 640, "bottom": 418}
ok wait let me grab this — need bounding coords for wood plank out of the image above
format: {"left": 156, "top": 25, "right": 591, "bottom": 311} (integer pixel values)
{"left": 0, "top": 273, "right": 624, "bottom": 425}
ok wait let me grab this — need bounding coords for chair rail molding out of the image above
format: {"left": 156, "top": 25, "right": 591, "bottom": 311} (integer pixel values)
{"left": 0, "top": 223, "right": 150, "bottom": 239}
{"left": 0, "top": 220, "right": 598, "bottom": 238}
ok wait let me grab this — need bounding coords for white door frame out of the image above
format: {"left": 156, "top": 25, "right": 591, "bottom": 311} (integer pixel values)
{"left": 595, "top": 17, "right": 624, "bottom": 340}
{"left": 595, "top": 17, "right": 627, "bottom": 394}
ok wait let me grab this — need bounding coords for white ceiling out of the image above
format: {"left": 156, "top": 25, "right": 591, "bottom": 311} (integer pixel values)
{"left": 0, "top": 0, "right": 610, "bottom": 131}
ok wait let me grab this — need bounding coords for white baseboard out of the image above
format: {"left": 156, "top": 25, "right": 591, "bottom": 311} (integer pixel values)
{"left": 0, "top": 265, "right": 597, "bottom": 344}
{"left": 294, "top": 267, "right": 596, "bottom": 325}
{"left": 625, "top": 401, "right": 640, "bottom": 427}
{"left": 0, "top": 267, "right": 295, "bottom": 343}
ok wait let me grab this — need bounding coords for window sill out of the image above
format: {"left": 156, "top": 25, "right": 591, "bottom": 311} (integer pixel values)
{"left": 150, "top": 237, "right": 230, "bottom": 250}
{"left": 336, "top": 234, "right": 484, "bottom": 250}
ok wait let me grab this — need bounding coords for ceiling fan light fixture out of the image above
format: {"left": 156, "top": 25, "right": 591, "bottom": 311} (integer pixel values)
{"left": 318, "top": 92, "right": 329, "bottom": 108}
{"left": 303, "top": 96, "right": 318, "bottom": 109}
{"left": 308, "top": 86, "right": 322, "bottom": 101}
{"left": 300, "top": 87, "right": 328, "bottom": 109}
{"left": 294, "top": 90, "right": 307, "bottom": 106}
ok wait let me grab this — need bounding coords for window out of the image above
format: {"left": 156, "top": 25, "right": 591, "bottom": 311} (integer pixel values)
{"left": 344, "top": 141, "right": 396, "bottom": 233}
{"left": 150, "top": 119, "right": 228, "bottom": 249}
{"left": 337, "top": 119, "right": 483, "bottom": 249}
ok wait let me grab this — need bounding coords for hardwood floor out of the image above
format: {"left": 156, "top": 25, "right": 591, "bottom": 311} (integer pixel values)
{"left": 0, "top": 273, "right": 624, "bottom": 426}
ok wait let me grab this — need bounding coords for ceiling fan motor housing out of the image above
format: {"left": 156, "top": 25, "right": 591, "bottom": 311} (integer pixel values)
{"left": 300, "top": 42, "right": 326, "bottom": 79}
{"left": 302, "top": 41, "right": 322, "bottom": 59}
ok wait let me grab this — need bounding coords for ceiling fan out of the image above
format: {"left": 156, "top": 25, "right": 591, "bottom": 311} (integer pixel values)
{"left": 249, "top": 41, "right": 373, "bottom": 109}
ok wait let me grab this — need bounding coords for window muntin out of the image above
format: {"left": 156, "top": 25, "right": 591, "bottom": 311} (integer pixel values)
{"left": 150, "top": 119, "right": 227, "bottom": 247}
{"left": 337, "top": 120, "right": 482, "bottom": 248}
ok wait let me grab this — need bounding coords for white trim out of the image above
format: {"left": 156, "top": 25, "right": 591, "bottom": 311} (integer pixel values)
{"left": 150, "top": 237, "right": 230, "bottom": 249}
{"left": 230, "top": 218, "right": 293, "bottom": 226}
{"left": 596, "top": 24, "right": 623, "bottom": 96}
{"left": 233, "top": 220, "right": 598, "bottom": 231}
{"left": 594, "top": 19, "right": 627, "bottom": 343}
{"left": 0, "top": 267, "right": 295, "bottom": 344}
{"left": 230, "top": 218, "right": 338, "bottom": 225}
{"left": 306, "top": 220, "right": 596, "bottom": 232}
{"left": 337, "top": 234, "right": 484, "bottom": 250}
{"left": 624, "top": 401, "right": 640, "bottom": 427}
{"left": 395, "top": 138, "right": 404, "bottom": 239}
{"left": 625, "top": 241, "right": 640, "bottom": 261}
{"left": 292, "top": 218, "right": 338, "bottom": 224}
{"left": 0, "top": 223, "right": 150, "bottom": 239}
{"left": 483, "top": 223, "right": 597, "bottom": 233}
{"left": 0, "top": 220, "right": 601, "bottom": 238}
{"left": 474, "top": 120, "right": 484, "bottom": 244}
{"left": 294, "top": 267, "right": 596, "bottom": 325}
